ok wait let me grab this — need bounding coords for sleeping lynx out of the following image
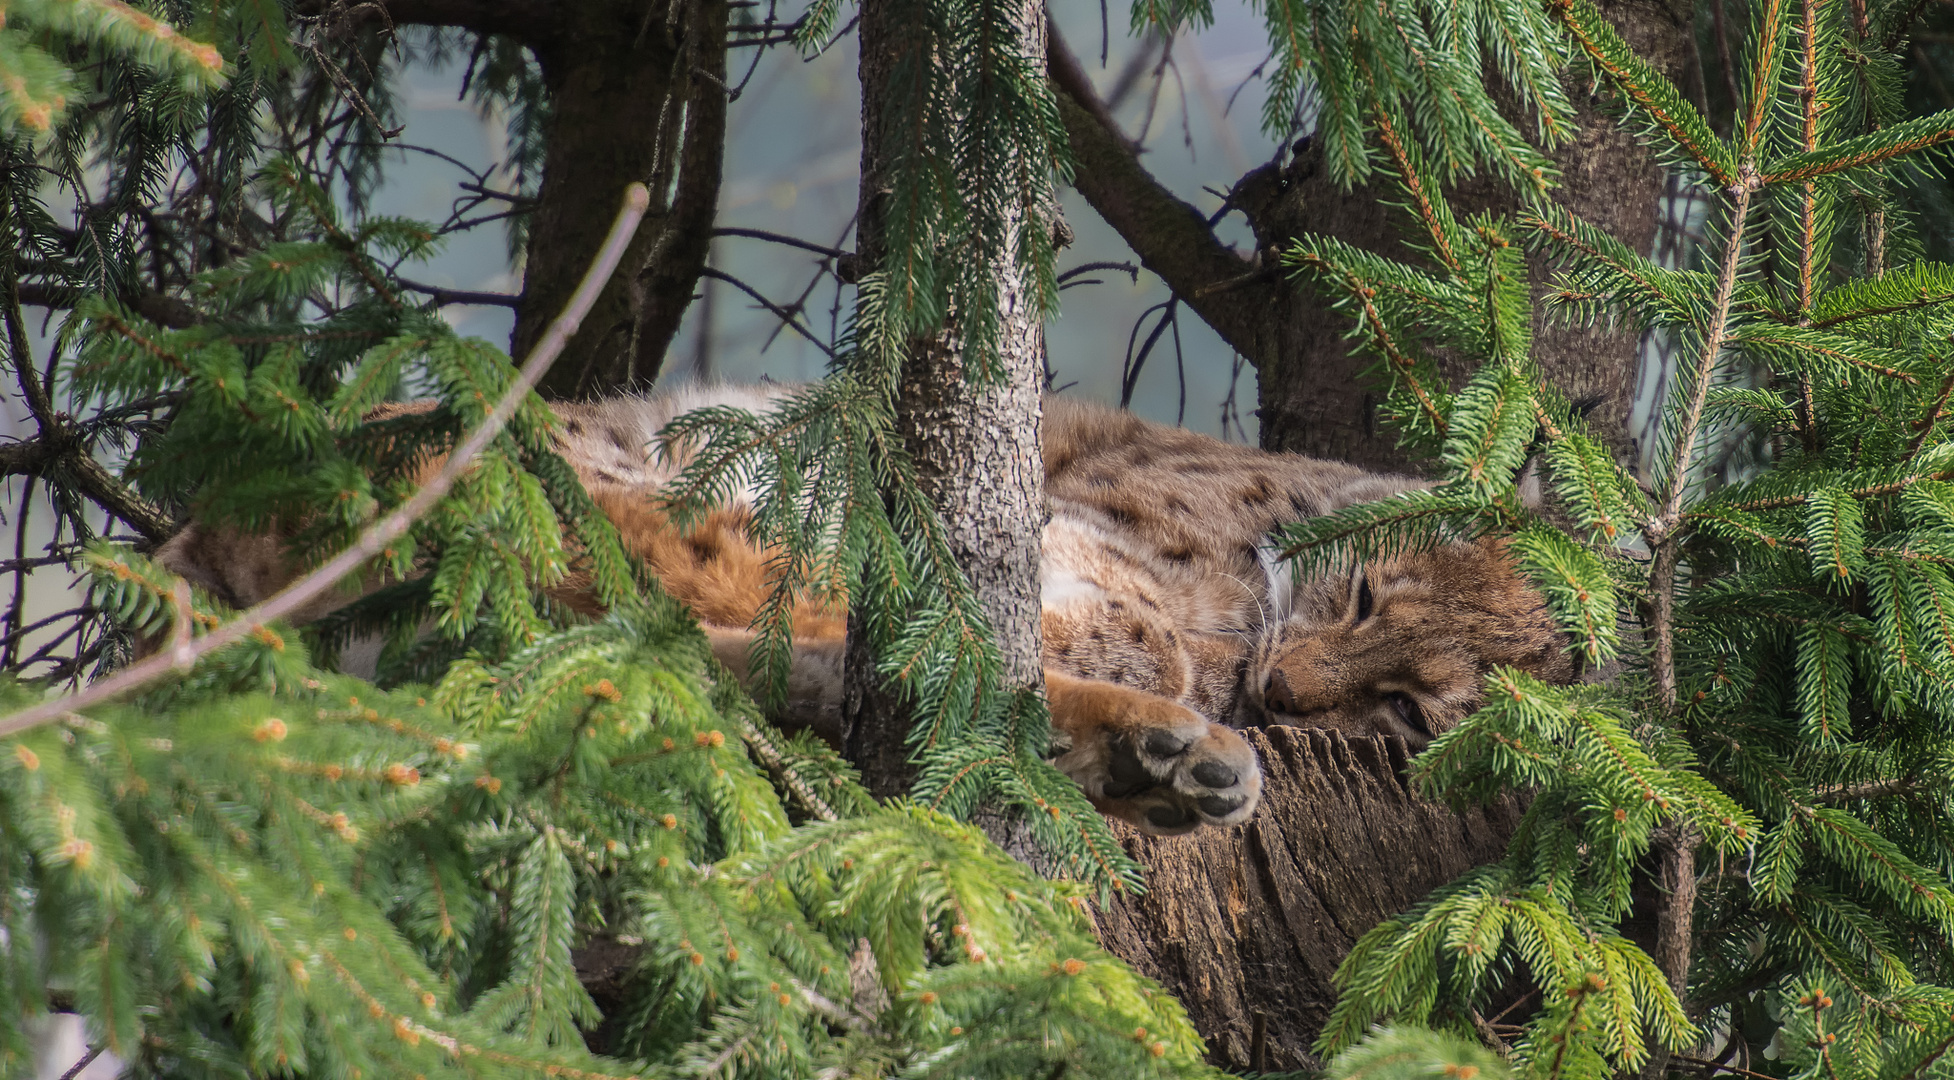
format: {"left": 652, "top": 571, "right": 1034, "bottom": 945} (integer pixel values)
{"left": 158, "top": 383, "right": 1575, "bottom": 836}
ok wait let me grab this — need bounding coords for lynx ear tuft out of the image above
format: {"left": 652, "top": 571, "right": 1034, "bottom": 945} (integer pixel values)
{"left": 1255, "top": 543, "right": 1295, "bottom": 622}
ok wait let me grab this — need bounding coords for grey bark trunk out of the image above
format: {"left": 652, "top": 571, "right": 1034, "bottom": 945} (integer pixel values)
{"left": 1245, "top": 0, "right": 1694, "bottom": 470}
{"left": 842, "top": 0, "right": 1050, "bottom": 797}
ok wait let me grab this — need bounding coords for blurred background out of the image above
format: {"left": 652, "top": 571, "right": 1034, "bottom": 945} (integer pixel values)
{"left": 377, "top": 5, "right": 1282, "bottom": 432}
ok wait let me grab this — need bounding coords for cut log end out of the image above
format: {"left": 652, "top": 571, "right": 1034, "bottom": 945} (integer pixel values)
{"left": 1093, "top": 726, "right": 1522, "bottom": 1071}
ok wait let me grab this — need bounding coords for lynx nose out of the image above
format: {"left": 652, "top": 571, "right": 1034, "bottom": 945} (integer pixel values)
{"left": 1264, "top": 670, "right": 1298, "bottom": 715}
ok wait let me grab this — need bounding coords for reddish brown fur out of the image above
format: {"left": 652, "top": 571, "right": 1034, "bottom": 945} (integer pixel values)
{"left": 157, "top": 385, "right": 1576, "bottom": 837}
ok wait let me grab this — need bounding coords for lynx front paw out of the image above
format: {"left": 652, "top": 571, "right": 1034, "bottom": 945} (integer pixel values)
{"left": 1048, "top": 681, "right": 1262, "bottom": 836}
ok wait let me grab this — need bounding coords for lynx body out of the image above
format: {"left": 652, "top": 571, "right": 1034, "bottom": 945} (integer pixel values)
{"left": 159, "top": 384, "right": 1574, "bottom": 836}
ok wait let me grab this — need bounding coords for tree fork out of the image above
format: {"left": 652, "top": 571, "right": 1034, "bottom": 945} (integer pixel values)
{"left": 1050, "top": 1, "right": 1695, "bottom": 470}
{"left": 324, "top": 0, "right": 729, "bottom": 399}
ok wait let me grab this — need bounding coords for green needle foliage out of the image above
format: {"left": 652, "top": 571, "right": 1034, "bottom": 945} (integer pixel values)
{"left": 2, "top": 148, "right": 1215, "bottom": 1076}
{"left": 1287, "top": 1, "right": 1954, "bottom": 1077}
{"left": 5, "top": 553, "right": 1209, "bottom": 1078}
{"left": 662, "top": 0, "right": 1142, "bottom": 893}
{"left": 1132, "top": 0, "right": 1574, "bottom": 194}
{"left": 6, "top": 0, "right": 1183, "bottom": 1070}
{"left": 0, "top": 0, "right": 225, "bottom": 136}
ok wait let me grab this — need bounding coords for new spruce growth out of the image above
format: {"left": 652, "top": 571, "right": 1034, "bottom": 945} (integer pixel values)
{"left": 0, "top": 0, "right": 223, "bottom": 135}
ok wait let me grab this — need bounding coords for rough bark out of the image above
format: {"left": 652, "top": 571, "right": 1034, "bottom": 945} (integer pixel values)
{"left": 369, "top": 0, "right": 728, "bottom": 399}
{"left": 1053, "top": 0, "right": 1695, "bottom": 471}
{"left": 1094, "top": 727, "right": 1523, "bottom": 1071}
{"left": 842, "top": 0, "right": 1050, "bottom": 797}
{"left": 511, "top": 0, "right": 727, "bottom": 398}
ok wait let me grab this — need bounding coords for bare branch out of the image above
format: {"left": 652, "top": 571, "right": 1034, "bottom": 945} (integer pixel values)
{"left": 1056, "top": 260, "right": 1139, "bottom": 287}
{"left": 712, "top": 227, "right": 851, "bottom": 260}
{"left": 1047, "top": 19, "right": 1273, "bottom": 366}
{"left": 56, "top": 1047, "right": 104, "bottom": 1080}
{"left": 4, "top": 275, "right": 175, "bottom": 544}
{"left": 294, "top": 0, "right": 555, "bottom": 42}
{"left": 700, "top": 267, "right": 837, "bottom": 358}
{"left": 396, "top": 277, "right": 522, "bottom": 308}
{"left": 16, "top": 282, "right": 199, "bottom": 329}
{"left": 0, "top": 184, "right": 653, "bottom": 742}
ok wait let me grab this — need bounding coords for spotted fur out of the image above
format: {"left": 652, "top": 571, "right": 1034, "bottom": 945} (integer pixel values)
{"left": 156, "top": 384, "right": 1575, "bottom": 836}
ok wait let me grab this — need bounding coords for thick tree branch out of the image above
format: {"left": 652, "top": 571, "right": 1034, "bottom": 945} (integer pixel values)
{"left": 1047, "top": 21, "right": 1276, "bottom": 367}
{"left": 515, "top": 0, "right": 729, "bottom": 399}
{"left": 0, "top": 437, "right": 58, "bottom": 480}
{"left": 17, "top": 282, "right": 199, "bottom": 330}
{"left": 4, "top": 275, "right": 175, "bottom": 545}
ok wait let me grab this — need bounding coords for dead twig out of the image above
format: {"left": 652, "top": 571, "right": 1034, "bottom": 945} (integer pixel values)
{"left": 0, "top": 184, "right": 652, "bottom": 741}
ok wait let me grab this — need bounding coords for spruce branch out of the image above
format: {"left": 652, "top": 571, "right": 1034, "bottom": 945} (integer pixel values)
{"left": 0, "top": 184, "right": 652, "bottom": 741}
{"left": 1374, "top": 105, "right": 1462, "bottom": 275}
{"left": 1906, "top": 372, "right": 1954, "bottom": 460}
{"left": 1737, "top": 0, "right": 1791, "bottom": 163}
{"left": 1548, "top": 0, "right": 1737, "bottom": 188}
{"left": 1764, "top": 109, "right": 1954, "bottom": 183}
{"left": 1796, "top": 0, "right": 1821, "bottom": 318}
{"left": 1649, "top": 179, "right": 1755, "bottom": 711}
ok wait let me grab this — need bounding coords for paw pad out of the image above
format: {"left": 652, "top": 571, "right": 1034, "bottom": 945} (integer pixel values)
{"left": 1056, "top": 702, "right": 1263, "bottom": 836}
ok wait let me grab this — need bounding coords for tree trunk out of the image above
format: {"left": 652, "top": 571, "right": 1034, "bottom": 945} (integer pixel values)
{"left": 372, "top": 0, "right": 728, "bottom": 400}
{"left": 842, "top": 0, "right": 1051, "bottom": 797}
{"left": 1052, "top": 0, "right": 1695, "bottom": 471}
{"left": 1094, "top": 727, "right": 1523, "bottom": 1071}
{"left": 509, "top": 0, "right": 727, "bottom": 399}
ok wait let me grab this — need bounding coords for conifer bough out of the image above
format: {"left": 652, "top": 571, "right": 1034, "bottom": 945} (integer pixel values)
{"left": 0, "top": 183, "right": 651, "bottom": 741}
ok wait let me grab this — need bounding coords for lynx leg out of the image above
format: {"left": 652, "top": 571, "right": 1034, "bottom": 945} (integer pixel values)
{"left": 1045, "top": 670, "right": 1262, "bottom": 836}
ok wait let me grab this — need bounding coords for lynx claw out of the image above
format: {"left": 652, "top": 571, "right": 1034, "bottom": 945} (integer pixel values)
{"left": 1055, "top": 707, "right": 1263, "bottom": 836}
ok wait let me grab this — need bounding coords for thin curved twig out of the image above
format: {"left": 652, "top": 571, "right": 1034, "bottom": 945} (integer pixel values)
{"left": 712, "top": 227, "right": 851, "bottom": 260}
{"left": 0, "top": 184, "right": 653, "bottom": 741}
{"left": 56, "top": 1046, "right": 104, "bottom": 1080}
{"left": 1056, "top": 260, "right": 1139, "bottom": 287}
{"left": 700, "top": 267, "right": 837, "bottom": 359}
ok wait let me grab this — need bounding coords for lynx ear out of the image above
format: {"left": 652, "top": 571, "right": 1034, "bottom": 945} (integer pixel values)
{"left": 155, "top": 520, "right": 335, "bottom": 617}
{"left": 154, "top": 522, "right": 249, "bottom": 606}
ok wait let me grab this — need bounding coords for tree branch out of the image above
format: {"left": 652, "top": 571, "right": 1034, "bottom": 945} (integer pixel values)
{"left": 1046, "top": 19, "right": 1276, "bottom": 366}
{"left": 699, "top": 268, "right": 836, "bottom": 358}
{"left": 4, "top": 276, "right": 176, "bottom": 544}
{"left": 296, "top": 0, "right": 556, "bottom": 43}
{"left": 396, "top": 277, "right": 522, "bottom": 308}
{"left": 17, "top": 282, "right": 199, "bottom": 330}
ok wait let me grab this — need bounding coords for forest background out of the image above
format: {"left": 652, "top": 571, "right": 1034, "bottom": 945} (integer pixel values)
{"left": 14, "top": 0, "right": 1954, "bottom": 1078}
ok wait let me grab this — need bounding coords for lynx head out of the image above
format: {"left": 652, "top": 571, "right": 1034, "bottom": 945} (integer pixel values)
{"left": 1241, "top": 537, "right": 1576, "bottom": 745}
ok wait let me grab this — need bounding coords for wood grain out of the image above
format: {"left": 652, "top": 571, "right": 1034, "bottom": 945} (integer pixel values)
{"left": 1095, "top": 726, "right": 1522, "bottom": 1071}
